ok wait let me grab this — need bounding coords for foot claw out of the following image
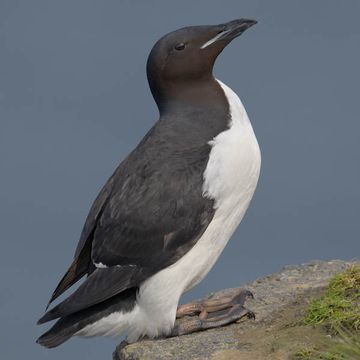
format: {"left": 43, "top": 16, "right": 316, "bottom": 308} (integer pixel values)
{"left": 246, "top": 310, "right": 256, "bottom": 320}
{"left": 231, "top": 289, "right": 254, "bottom": 306}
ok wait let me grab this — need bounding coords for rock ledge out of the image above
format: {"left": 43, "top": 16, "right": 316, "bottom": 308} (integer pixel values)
{"left": 113, "top": 259, "right": 357, "bottom": 360}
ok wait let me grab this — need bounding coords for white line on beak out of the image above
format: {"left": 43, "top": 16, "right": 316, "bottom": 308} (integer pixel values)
{"left": 200, "top": 30, "right": 230, "bottom": 49}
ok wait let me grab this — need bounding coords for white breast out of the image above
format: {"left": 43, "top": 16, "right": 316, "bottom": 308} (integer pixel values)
{"left": 183, "top": 78, "right": 261, "bottom": 290}
{"left": 76, "top": 79, "right": 261, "bottom": 342}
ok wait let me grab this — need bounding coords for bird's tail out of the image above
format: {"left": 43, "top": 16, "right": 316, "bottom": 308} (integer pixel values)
{"left": 36, "top": 288, "right": 137, "bottom": 348}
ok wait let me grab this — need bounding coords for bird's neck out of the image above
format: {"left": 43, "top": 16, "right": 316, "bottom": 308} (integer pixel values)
{"left": 152, "top": 77, "right": 228, "bottom": 116}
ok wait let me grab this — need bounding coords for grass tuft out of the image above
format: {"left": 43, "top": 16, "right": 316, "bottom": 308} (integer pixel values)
{"left": 304, "top": 265, "right": 360, "bottom": 332}
{"left": 294, "top": 265, "right": 360, "bottom": 360}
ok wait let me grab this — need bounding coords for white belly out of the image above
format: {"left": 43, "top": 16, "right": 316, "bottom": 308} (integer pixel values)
{"left": 76, "top": 79, "right": 261, "bottom": 342}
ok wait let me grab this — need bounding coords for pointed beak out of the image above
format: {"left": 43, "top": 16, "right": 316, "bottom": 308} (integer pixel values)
{"left": 201, "top": 18, "right": 257, "bottom": 49}
{"left": 219, "top": 18, "right": 257, "bottom": 40}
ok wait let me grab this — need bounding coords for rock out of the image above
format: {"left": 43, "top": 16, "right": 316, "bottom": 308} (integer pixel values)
{"left": 113, "top": 259, "right": 357, "bottom": 360}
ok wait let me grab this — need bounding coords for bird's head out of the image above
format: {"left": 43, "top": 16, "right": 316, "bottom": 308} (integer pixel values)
{"left": 146, "top": 19, "right": 257, "bottom": 111}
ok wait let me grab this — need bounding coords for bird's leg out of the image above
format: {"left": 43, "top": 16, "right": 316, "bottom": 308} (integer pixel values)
{"left": 172, "top": 289, "right": 255, "bottom": 336}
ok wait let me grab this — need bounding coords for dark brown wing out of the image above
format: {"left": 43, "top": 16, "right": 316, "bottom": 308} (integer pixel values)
{"left": 47, "top": 173, "right": 116, "bottom": 306}
{"left": 40, "top": 122, "right": 216, "bottom": 322}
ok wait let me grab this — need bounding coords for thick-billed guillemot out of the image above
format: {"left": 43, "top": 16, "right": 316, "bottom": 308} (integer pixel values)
{"left": 37, "top": 18, "right": 261, "bottom": 348}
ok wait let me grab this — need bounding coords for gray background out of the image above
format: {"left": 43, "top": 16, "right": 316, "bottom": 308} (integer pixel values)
{"left": 1, "top": 1, "right": 359, "bottom": 359}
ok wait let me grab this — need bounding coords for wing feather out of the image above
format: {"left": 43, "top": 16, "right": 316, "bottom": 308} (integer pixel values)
{"left": 38, "top": 265, "right": 140, "bottom": 323}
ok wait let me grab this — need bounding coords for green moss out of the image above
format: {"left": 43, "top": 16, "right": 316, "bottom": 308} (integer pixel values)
{"left": 293, "top": 328, "right": 360, "bottom": 360}
{"left": 304, "top": 265, "right": 360, "bottom": 331}
{"left": 293, "top": 348, "right": 315, "bottom": 359}
{"left": 329, "top": 326, "right": 360, "bottom": 359}
{"left": 293, "top": 347, "right": 344, "bottom": 360}
{"left": 294, "top": 265, "right": 360, "bottom": 360}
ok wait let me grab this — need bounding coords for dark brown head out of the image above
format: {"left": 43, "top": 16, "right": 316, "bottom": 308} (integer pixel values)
{"left": 146, "top": 19, "right": 257, "bottom": 112}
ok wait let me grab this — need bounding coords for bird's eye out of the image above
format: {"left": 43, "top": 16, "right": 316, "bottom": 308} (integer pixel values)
{"left": 174, "top": 43, "right": 186, "bottom": 51}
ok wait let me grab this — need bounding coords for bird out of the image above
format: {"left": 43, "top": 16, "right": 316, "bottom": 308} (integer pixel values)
{"left": 36, "top": 18, "right": 261, "bottom": 348}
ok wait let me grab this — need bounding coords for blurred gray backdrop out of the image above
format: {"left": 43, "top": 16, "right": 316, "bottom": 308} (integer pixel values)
{"left": 1, "top": 1, "right": 359, "bottom": 359}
